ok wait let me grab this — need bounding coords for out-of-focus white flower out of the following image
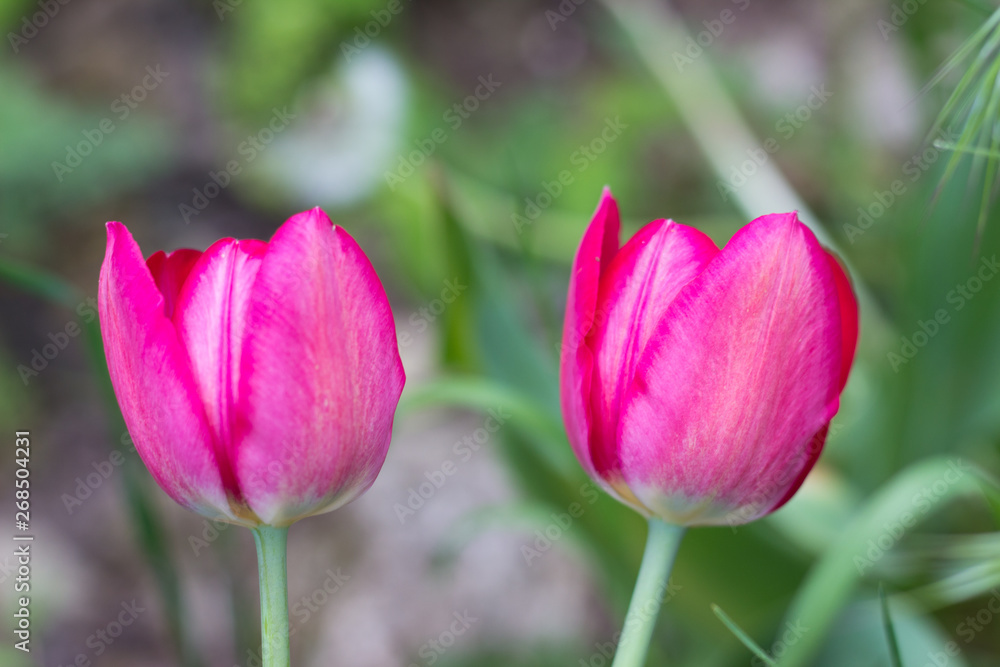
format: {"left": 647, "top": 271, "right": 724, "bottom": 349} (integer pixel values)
{"left": 264, "top": 47, "right": 409, "bottom": 206}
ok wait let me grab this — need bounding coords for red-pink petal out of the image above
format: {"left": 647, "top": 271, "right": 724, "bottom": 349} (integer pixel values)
{"left": 768, "top": 424, "right": 829, "bottom": 514}
{"left": 146, "top": 249, "right": 202, "bottom": 319}
{"left": 172, "top": 237, "right": 267, "bottom": 503}
{"left": 587, "top": 219, "right": 718, "bottom": 485}
{"left": 234, "top": 208, "right": 405, "bottom": 525}
{"left": 559, "top": 189, "right": 620, "bottom": 483}
{"left": 618, "top": 212, "right": 843, "bottom": 525}
{"left": 826, "top": 251, "right": 859, "bottom": 390}
{"left": 99, "top": 223, "right": 233, "bottom": 520}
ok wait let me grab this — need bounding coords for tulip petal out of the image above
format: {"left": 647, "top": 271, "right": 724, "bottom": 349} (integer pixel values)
{"left": 768, "top": 424, "right": 829, "bottom": 514}
{"left": 560, "top": 189, "right": 620, "bottom": 483}
{"left": 826, "top": 251, "right": 859, "bottom": 390}
{"left": 173, "top": 238, "right": 268, "bottom": 508}
{"left": 235, "top": 208, "right": 405, "bottom": 525}
{"left": 618, "top": 213, "right": 843, "bottom": 525}
{"left": 146, "top": 249, "right": 202, "bottom": 319}
{"left": 588, "top": 219, "right": 717, "bottom": 489}
{"left": 99, "top": 223, "right": 234, "bottom": 520}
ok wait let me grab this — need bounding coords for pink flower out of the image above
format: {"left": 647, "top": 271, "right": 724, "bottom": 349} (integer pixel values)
{"left": 560, "top": 190, "right": 858, "bottom": 526}
{"left": 99, "top": 208, "right": 405, "bottom": 527}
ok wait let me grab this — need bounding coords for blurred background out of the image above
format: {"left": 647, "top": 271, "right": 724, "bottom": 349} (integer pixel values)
{"left": 2, "top": 0, "right": 1000, "bottom": 665}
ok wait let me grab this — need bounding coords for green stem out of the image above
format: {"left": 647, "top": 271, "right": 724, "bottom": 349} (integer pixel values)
{"left": 252, "top": 525, "right": 290, "bottom": 667}
{"left": 612, "top": 518, "right": 686, "bottom": 667}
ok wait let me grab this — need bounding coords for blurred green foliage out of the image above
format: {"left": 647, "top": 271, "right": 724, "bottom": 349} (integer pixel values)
{"left": 0, "top": 65, "right": 170, "bottom": 250}
{"left": 2, "top": 0, "right": 1000, "bottom": 665}
{"left": 219, "top": 0, "right": 386, "bottom": 122}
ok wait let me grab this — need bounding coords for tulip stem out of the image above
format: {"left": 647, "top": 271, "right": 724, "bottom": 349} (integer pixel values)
{"left": 252, "top": 525, "right": 291, "bottom": 667}
{"left": 611, "top": 518, "right": 685, "bottom": 667}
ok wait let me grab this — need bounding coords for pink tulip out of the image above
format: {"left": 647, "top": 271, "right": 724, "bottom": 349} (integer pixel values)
{"left": 560, "top": 190, "right": 858, "bottom": 526}
{"left": 99, "top": 208, "right": 405, "bottom": 527}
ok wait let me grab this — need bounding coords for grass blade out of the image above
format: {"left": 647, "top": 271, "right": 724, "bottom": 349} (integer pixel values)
{"left": 711, "top": 604, "right": 776, "bottom": 666}
{"left": 775, "top": 458, "right": 997, "bottom": 666}
{"left": 879, "top": 584, "right": 904, "bottom": 667}
{"left": 926, "top": 8, "right": 1000, "bottom": 236}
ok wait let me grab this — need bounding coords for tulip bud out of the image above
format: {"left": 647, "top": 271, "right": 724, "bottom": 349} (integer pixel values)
{"left": 560, "top": 190, "right": 857, "bottom": 526}
{"left": 99, "top": 208, "right": 405, "bottom": 527}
